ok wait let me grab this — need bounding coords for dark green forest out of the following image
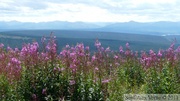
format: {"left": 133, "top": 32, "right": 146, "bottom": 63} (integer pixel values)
{"left": 0, "top": 30, "right": 176, "bottom": 52}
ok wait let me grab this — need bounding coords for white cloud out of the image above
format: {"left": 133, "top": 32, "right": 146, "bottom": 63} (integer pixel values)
{"left": 0, "top": 0, "right": 180, "bottom": 22}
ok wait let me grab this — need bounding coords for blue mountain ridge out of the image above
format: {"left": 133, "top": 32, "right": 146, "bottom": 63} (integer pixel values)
{"left": 1, "top": 21, "right": 180, "bottom": 35}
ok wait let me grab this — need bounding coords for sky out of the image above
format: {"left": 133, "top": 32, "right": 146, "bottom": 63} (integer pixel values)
{"left": 0, "top": 0, "right": 180, "bottom": 23}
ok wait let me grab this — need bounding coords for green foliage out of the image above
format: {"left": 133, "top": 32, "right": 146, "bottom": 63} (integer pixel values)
{"left": 0, "top": 74, "right": 9, "bottom": 100}
{"left": 108, "top": 59, "right": 146, "bottom": 101}
{"left": 145, "top": 63, "right": 180, "bottom": 94}
{"left": 71, "top": 76, "right": 104, "bottom": 101}
{"left": 0, "top": 74, "right": 22, "bottom": 101}
{"left": 1, "top": 34, "right": 180, "bottom": 101}
{"left": 18, "top": 63, "right": 70, "bottom": 101}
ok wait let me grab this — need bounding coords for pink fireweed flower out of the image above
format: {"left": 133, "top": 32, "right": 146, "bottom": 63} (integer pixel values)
{"left": 41, "top": 36, "right": 46, "bottom": 43}
{"left": 126, "top": 43, "right": 130, "bottom": 49}
{"left": 0, "top": 43, "right": 4, "bottom": 48}
{"left": 54, "top": 67, "right": 64, "bottom": 72}
{"left": 20, "top": 42, "right": 39, "bottom": 65}
{"left": 114, "top": 55, "right": 118, "bottom": 59}
{"left": 95, "top": 67, "right": 99, "bottom": 71}
{"left": 87, "top": 61, "right": 91, "bottom": 66}
{"left": 46, "top": 43, "right": 51, "bottom": 50}
{"left": 42, "top": 88, "right": 47, "bottom": 95}
{"left": 170, "top": 42, "right": 175, "bottom": 49}
{"left": 0, "top": 53, "right": 5, "bottom": 60}
{"left": 115, "top": 62, "right": 120, "bottom": 66}
{"left": 60, "top": 67, "right": 65, "bottom": 71}
{"left": 125, "top": 50, "right": 131, "bottom": 56}
{"left": 106, "top": 54, "right": 109, "bottom": 57}
{"left": 60, "top": 50, "right": 67, "bottom": 57}
{"left": 70, "top": 64, "right": 77, "bottom": 69}
{"left": 21, "top": 42, "right": 39, "bottom": 56}
{"left": 149, "top": 49, "right": 156, "bottom": 60}
{"left": 75, "top": 43, "right": 85, "bottom": 57}
{"left": 14, "top": 48, "right": 19, "bottom": 52}
{"left": 76, "top": 43, "right": 84, "bottom": 50}
{"left": 30, "top": 43, "right": 39, "bottom": 54}
{"left": 73, "top": 59, "right": 78, "bottom": 64}
{"left": 66, "top": 44, "right": 70, "bottom": 48}
{"left": 11, "top": 57, "right": 21, "bottom": 65}
{"left": 92, "top": 55, "right": 96, "bottom": 62}
{"left": 141, "top": 51, "right": 147, "bottom": 59}
{"left": 166, "top": 43, "right": 175, "bottom": 61}
{"left": 85, "top": 46, "right": 90, "bottom": 51}
{"left": 101, "top": 47, "right": 104, "bottom": 51}
{"left": 105, "top": 47, "right": 111, "bottom": 52}
{"left": 95, "top": 39, "right": 101, "bottom": 48}
{"left": 143, "top": 57, "right": 154, "bottom": 69}
{"left": 32, "top": 94, "right": 37, "bottom": 100}
{"left": 40, "top": 52, "right": 49, "bottom": 62}
{"left": 135, "top": 51, "right": 138, "bottom": 57}
{"left": 175, "top": 46, "right": 180, "bottom": 53}
{"left": 70, "top": 52, "right": 76, "bottom": 58}
{"left": 102, "top": 79, "right": 111, "bottom": 83}
{"left": 86, "top": 53, "right": 90, "bottom": 57}
{"left": 140, "top": 51, "right": 152, "bottom": 68}
{"left": 79, "top": 52, "right": 85, "bottom": 57}
{"left": 167, "top": 43, "right": 174, "bottom": 53}
{"left": 119, "top": 46, "right": 124, "bottom": 53}
{"left": 71, "top": 47, "right": 75, "bottom": 51}
{"left": 6, "top": 57, "right": 22, "bottom": 80}
{"left": 158, "top": 50, "right": 163, "bottom": 57}
{"left": 149, "top": 49, "right": 156, "bottom": 56}
{"left": 21, "top": 45, "right": 28, "bottom": 55}
{"left": 69, "top": 80, "right": 76, "bottom": 85}
{"left": 46, "top": 37, "right": 57, "bottom": 55}
{"left": 32, "top": 41, "right": 39, "bottom": 47}
{"left": 7, "top": 46, "right": 13, "bottom": 52}
{"left": 10, "top": 57, "right": 21, "bottom": 70}
{"left": 11, "top": 58, "right": 21, "bottom": 66}
{"left": 53, "top": 67, "right": 57, "bottom": 71}
{"left": 110, "top": 64, "right": 112, "bottom": 67}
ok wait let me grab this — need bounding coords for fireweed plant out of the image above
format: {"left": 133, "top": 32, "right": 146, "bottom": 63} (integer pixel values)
{"left": 0, "top": 34, "right": 180, "bottom": 101}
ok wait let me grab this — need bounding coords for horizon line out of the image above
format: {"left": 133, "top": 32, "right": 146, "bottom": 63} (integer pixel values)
{"left": 0, "top": 20, "right": 180, "bottom": 23}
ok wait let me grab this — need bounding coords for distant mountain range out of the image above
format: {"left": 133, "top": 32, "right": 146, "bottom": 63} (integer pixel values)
{"left": 0, "top": 21, "right": 102, "bottom": 30}
{"left": 1, "top": 21, "right": 180, "bottom": 35}
{"left": 98, "top": 21, "right": 180, "bottom": 35}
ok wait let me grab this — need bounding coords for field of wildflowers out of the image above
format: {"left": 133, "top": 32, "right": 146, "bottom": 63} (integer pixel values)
{"left": 0, "top": 34, "right": 180, "bottom": 101}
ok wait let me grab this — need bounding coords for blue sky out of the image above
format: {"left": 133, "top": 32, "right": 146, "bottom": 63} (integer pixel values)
{"left": 0, "top": 0, "right": 180, "bottom": 22}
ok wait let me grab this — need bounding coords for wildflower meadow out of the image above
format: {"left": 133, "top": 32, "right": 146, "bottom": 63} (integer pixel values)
{"left": 0, "top": 34, "right": 180, "bottom": 101}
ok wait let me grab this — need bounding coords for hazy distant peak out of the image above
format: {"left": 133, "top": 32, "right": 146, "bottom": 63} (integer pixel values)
{"left": 1, "top": 21, "right": 180, "bottom": 36}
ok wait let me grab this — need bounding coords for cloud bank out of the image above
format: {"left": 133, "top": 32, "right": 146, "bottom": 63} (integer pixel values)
{"left": 0, "top": 0, "right": 180, "bottom": 22}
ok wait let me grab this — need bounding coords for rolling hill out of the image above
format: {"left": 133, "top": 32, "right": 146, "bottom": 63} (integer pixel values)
{"left": 1, "top": 21, "right": 180, "bottom": 52}
{"left": 0, "top": 30, "right": 171, "bottom": 52}
{"left": 1, "top": 21, "right": 180, "bottom": 36}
